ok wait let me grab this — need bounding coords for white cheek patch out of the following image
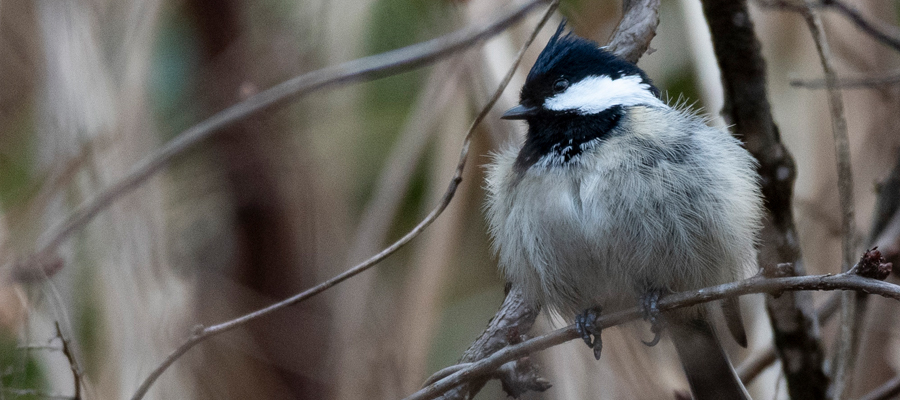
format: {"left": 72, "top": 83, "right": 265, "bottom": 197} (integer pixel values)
{"left": 544, "top": 74, "right": 664, "bottom": 114}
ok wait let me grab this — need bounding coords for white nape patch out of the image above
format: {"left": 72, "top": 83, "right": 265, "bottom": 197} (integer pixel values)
{"left": 544, "top": 75, "right": 664, "bottom": 115}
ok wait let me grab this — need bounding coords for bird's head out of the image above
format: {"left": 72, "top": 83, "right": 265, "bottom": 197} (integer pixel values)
{"left": 502, "top": 22, "right": 661, "bottom": 121}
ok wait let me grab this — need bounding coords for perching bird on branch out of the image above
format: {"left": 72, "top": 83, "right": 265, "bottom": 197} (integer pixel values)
{"left": 485, "top": 21, "right": 763, "bottom": 399}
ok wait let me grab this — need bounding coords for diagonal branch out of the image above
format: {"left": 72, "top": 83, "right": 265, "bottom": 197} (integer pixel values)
{"left": 12, "top": 0, "right": 549, "bottom": 280}
{"left": 822, "top": 0, "right": 900, "bottom": 53}
{"left": 54, "top": 322, "right": 82, "bottom": 400}
{"left": 757, "top": 0, "right": 900, "bottom": 53}
{"left": 405, "top": 266, "right": 898, "bottom": 400}
{"left": 126, "top": 2, "right": 558, "bottom": 399}
{"left": 430, "top": 286, "right": 545, "bottom": 400}
{"left": 859, "top": 375, "right": 900, "bottom": 400}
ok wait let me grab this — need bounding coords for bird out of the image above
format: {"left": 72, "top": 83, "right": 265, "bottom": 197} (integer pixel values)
{"left": 484, "top": 21, "right": 763, "bottom": 399}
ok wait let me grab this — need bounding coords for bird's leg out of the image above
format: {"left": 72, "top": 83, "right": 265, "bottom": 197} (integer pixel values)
{"left": 574, "top": 306, "right": 603, "bottom": 360}
{"left": 641, "top": 289, "right": 666, "bottom": 347}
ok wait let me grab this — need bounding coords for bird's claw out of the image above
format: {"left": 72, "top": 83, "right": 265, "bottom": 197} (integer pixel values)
{"left": 575, "top": 307, "right": 603, "bottom": 360}
{"left": 641, "top": 327, "right": 662, "bottom": 347}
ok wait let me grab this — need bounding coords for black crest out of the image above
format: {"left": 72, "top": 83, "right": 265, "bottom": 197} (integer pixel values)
{"left": 520, "top": 21, "right": 660, "bottom": 106}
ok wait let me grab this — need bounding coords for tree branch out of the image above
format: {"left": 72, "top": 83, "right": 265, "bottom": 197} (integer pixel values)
{"left": 54, "top": 322, "right": 82, "bottom": 400}
{"left": 605, "top": 0, "right": 661, "bottom": 63}
{"left": 429, "top": 286, "right": 546, "bottom": 400}
{"left": 0, "top": 388, "right": 76, "bottom": 400}
{"left": 790, "top": 68, "right": 900, "bottom": 89}
{"left": 405, "top": 266, "right": 897, "bottom": 400}
{"left": 11, "top": 0, "right": 549, "bottom": 281}
{"left": 859, "top": 375, "right": 900, "bottom": 400}
{"left": 822, "top": 0, "right": 900, "bottom": 53}
{"left": 700, "top": 0, "right": 828, "bottom": 396}
{"left": 799, "top": 3, "right": 859, "bottom": 397}
{"left": 735, "top": 347, "right": 777, "bottom": 383}
{"left": 757, "top": 0, "right": 900, "bottom": 53}
{"left": 126, "top": 2, "right": 557, "bottom": 399}
{"left": 735, "top": 150, "right": 900, "bottom": 386}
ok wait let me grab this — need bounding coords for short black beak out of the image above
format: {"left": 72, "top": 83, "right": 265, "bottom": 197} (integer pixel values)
{"left": 501, "top": 104, "right": 538, "bottom": 120}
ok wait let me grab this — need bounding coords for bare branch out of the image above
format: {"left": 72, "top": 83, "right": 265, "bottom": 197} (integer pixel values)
{"left": 758, "top": 0, "right": 900, "bottom": 51}
{"left": 799, "top": 3, "right": 859, "bottom": 397}
{"left": 430, "top": 287, "right": 545, "bottom": 399}
{"left": 11, "top": 0, "right": 550, "bottom": 280}
{"left": 735, "top": 347, "right": 777, "bottom": 383}
{"left": 701, "top": 0, "right": 828, "bottom": 396}
{"left": 736, "top": 153, "right": 900, "bottom": 385}
{"left": 605, "top": 0, "right": 661, "bottom": 63}
{"left": 791, "top": 69, "right": 900, "bottom": 89}
{"left": 0, "top": 388, "right": 75, "bottom": 400}
{"left": 755, "top": 0, "right": 809, "bottom": 12}
{"left": 822, "top": 0, "right": 900, "bottom": 53}
{"left": 736, "top": 281, "right": 846, "bottom": 384}
{"left": 404, "top": 268, "right": 900, "bottom": 400}
{"left": 859, "top": 375, "right": 900, "bottom": 400}
{"left": 54, "top": 322, "right": 82, "bottom": 400}
{"left": 802, "top": 5, "right": 857, "bottom": 268}
{"left": 127, "top": 2, "right": 557, "bottom": 399}
{"left": 347, "top": 58, "right": 469, "bottom": 263}
{"left": 16, "top": 345, "right": 62, "bottom": 351}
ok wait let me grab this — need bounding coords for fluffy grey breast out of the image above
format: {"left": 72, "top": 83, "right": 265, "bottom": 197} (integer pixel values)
{"left": 484, "top": 105, "right": 763, "bottom": 316}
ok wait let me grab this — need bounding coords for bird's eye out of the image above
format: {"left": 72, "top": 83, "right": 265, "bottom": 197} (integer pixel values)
{"left": 553, "top": 78, "right": 569, "bottom": 92}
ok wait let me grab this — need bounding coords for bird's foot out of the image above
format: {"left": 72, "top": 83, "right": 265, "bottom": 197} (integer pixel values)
{"left": 574, "top": 306, "right": 603, "bottom": 360}
{"left": 640, "top": 290, "right": 666, "bottom": 347}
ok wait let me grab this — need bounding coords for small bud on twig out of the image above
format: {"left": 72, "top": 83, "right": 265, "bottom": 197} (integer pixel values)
{"left": 854, "top": 248, "right": 893, "bottom": 280}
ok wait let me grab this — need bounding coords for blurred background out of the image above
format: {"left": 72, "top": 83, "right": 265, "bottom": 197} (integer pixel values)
{"left": 1, "top": 0, "right": 899, "bottom": 398}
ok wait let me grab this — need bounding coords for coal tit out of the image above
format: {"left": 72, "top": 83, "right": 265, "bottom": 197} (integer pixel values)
{"left": 484, "top": 22, "right": 763, "bottom": 399}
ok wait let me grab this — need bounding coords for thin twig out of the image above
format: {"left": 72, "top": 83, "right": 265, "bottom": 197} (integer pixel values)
{"left": 758, "top": 0, "right": 900, "bottom": 54}
{"left": 736, "top": 347, "right": 777, "bottom": 383}
{"left": 333, "top": 59, "right": 470, "bottom": 391}
{"left": 127, "top": 2, "right": 555, "bottom": 399}
{"left": 424, "top": 363, "right": 473, "bottom": 387}
{"left": 54, "top": 322, "right": 82, "bottom": 400}
{"left": 858, "top": 375, "right": 900, "bottom": 400}
{"left": 772, "top": 369, "right": 785, "bottom": 400}
{"left": 791, "top": 69, "right": 900, "bottom": 89}
{"left": 404, "top": 271, "right": 900, "bottom": 400}
{"left": 15, "top": 345, "right": 62, "bottom": 351}
{"left": 823, "top": 0, "right": 900, "bottom": 53}
{"left": 754, "top": 0, "right": 809, "bottom": 12}
{"left": 347, "top": 58, "right": 469, "bottom": 263}
{"left": 801, "top": 3, "right": 858, "bottom": 398}
{"left": 736, "top": 282, "right": 842, "bottom": 384}
{"left": 430, "top": 287, "right": 544, "bottom": 399}
{"left": 12, "top": 0, "right": 549, "bottom": 280}
{"left": 0, "top": 388, "right": 75, "bottom": 400}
